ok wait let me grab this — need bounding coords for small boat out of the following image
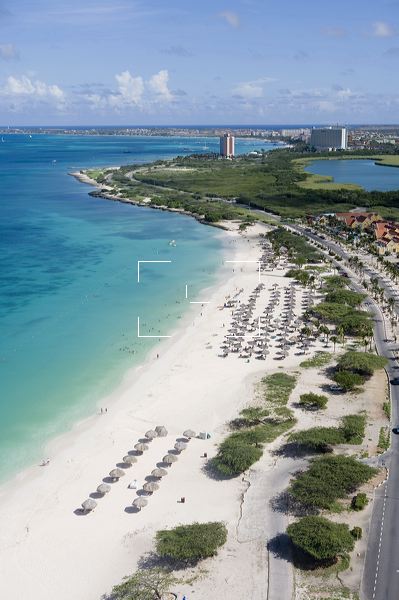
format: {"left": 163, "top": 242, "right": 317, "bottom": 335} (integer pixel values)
{"left": 168, "top": 239, "right": 176, "bottom": 247}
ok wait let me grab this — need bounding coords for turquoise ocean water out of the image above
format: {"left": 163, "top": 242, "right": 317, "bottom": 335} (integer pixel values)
{"left": 305, "top": 158, "right": 399, "bottom": 191}
{"left": 0, "top": 134, "right": 272, "bottom": 482}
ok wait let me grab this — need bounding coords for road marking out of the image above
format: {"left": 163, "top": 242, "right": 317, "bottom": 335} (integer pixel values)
{"left": 373, "top": 489, "right": 388, "bottom": 599}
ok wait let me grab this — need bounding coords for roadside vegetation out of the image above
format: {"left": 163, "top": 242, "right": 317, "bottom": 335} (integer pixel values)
{"left": 288, "top": 414, "right": 366, "bottom": 453}
{"left": 288, "top": 455, "right": 377, "bottom": 510}
{"left": 331, "top": 351, "right": 387, "bottom": 392}
{"left": 287, "top": 516, "right": 355, "bottom": 566}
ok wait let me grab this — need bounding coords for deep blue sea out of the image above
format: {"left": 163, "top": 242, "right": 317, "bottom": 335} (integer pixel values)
{"left": 0, "top": 134, "right": 273, "bottom": 482}
{"left": 305, "top": 158, "right": 399, "bottom": 191}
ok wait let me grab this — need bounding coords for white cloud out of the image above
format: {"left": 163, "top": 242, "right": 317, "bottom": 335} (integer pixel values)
{"left": 233, "top": 77, "right": 275, "bottom": 99}
{"left": 109, "top": 70, "right": 144, "bottom": 107}
{"left": 84, "top": 69, "right": 173, "bottom": 111}
{"left": 2, "top": 75, "right": 65, "bottom": 108}
{"left": 372, "top": 21, "right": 395, "bottom": 38}
{"left": 0, "top": 43, "right": 19, "bottom": 60}
{"left": 148, "top": 69, "right": 173, "bottom": 102}
{"left": 219, "top": 10, "right": 240, "bottom": 28}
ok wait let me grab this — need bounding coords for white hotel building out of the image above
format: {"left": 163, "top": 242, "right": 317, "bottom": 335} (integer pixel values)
{"left": 310, "top": 127, "right": 348, "bottom": 151}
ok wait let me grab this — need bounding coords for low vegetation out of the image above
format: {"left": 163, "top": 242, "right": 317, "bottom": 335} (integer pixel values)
{"left": 332, "top": 351, "right": 387, "bottom": 391}
{"left": 289, "top": 455, "right": 377, "bottom": 510}
{"left": 213, "top": 373, "right": 297, "bottom": 476}
{"left": 267, "top": 228, "right": 322, "bottom": 263}
{"left": 351, "top": 493, "right": 368, "bottom": 511}
{"left": 298, "top": 392, "right": 328, "bottom": 410}
{"left": 111, "top": 568, "right": 178, "bottom": 600}
{"left": 155, "top": 522, "right": 227, "bottom": 563}
{"left": 336, "top": 351, "right": 387, "bottom": 376}
{"left": 288, "top": 414, "right": 366, "bottom": 452}
{"left": 287, "top": 516, "right": 355, "bottom": 565}
{"left": 300, "top": 351, "right": 332, "bottom": 369}
{"left": 378, "top": 427, "right": 390, "bottom": 452}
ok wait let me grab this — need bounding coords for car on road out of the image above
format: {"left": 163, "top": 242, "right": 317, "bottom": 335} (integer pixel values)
{"left": 390, "top": 377, "right": 399, "bottom": 385}
{"left": 392, "top": 427, "right": 399, "bottom": 434}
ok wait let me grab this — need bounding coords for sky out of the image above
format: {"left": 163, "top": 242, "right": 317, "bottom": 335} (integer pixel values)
{"left": 0, "top": 0, "right": 398, "bottom": 125}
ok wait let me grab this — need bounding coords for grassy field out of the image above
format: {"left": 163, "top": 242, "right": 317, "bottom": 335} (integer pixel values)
{"left": 134, "top": 161, "right": 276, "bottom": 198}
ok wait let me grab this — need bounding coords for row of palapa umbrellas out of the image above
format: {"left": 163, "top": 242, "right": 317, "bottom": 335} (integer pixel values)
{"left": 80, "top": 427, "right": 197, "bottom": 514}
{"left": 220, "top": 282, "right": 312, "bottom": 360}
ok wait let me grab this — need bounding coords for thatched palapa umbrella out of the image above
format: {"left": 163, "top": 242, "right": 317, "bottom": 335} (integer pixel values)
{"left": 133, "top": 497, "right": 148, "bottom": 511}
{"left": 97, "top": 483, "right": 111, "bottom": 495}
{"left": 82, "top": 498, "right": 97, "bottom": 512}
{"left": 155, "top": 425, "right": 168, "bottom": 437}
{"left": 134, "top": 442, "right": 149, "bottom": 453}
{"left": 183, "top": 429, "right": 196, "bottom": 439}
{"left": 145, "top": 430, "right": 157, "bottom": 440}
{"left": 143, "top": 481, "right": 159, "bottom": 494}
{"left": 174, "top": 441, "right": 187, "bottom": 452}
{"left": 123, "top": 455, "right": 137, "bottom": 466}
{"left": 152, "top": 468, "right": 168, "bottom": 478}
{"left": 163, "top": 454, "right": 178, "bottom": 465}
{"left": 109, "top": 468, "right": 125, "bottom": 480}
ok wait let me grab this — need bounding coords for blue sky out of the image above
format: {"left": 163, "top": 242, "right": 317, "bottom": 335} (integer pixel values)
{"left": 0, "top": 0, "right": 398, "bottom": 125}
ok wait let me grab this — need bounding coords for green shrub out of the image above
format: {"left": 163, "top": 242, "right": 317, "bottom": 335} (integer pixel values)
{"left": 287, "top": 516, "right": 355, "bottom": 563}
{"left": 337, "top": 352, "right": 387, "bottom": 376}
{"left": 340, "top": 414, "right": 366, "bottom": 444}
{"left": 325, "top": 290, "right": 366, "bottom": 307}
{"left": 289, "top": 414, "right": 366, "bottom": 452}
{"left": 351, "top": 526, "right": 363, "bottom": 540}
{"left": 112, "top": 568, "right": 178, "bottom": 600}
{"left": 289, "top": 427, "right": 342, "bottom": 452}
{"left": 263, "top": 372, "right": 297, "bottom": 405}
{"left": 212, "top": 437, "right": 263, "bottom": 476}
{"left": 286, "top": 269, "right": 311, "bottom": 285}
{"left": 351, "top": 493, "right": 368, "bottom": 511}
{"left": 289, "top": 455, "right": 377, "bottom": 510}
{"left": 323, "top": 275, "right": 349, "bottom": 291}
{"left": 300, "top": 352, "right": 332, "bottom": 368}
{"left": 332, "top": 370, "right": 365, "bottom": 391}
{"left": 155, "top": 522, "right": 227, "bottom": 562}
{"left": 299, "top": 392, "right": 328, "bottom": 410}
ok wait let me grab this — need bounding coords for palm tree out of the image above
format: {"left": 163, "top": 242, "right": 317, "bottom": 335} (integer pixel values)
{"left": 330, "top": 335, "right": 338, "bottom": 353}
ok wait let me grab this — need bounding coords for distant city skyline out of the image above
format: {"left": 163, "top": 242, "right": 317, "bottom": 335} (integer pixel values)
{"left": 0, "top": 0, "right": 398, "bottom": 125}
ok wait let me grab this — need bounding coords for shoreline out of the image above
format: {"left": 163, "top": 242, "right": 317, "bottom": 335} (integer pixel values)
{"left": 0, "top": 221, "right": 280, "bottom": 600}
{"left": 69, "top": 169, "right": 231, "bottom": 230}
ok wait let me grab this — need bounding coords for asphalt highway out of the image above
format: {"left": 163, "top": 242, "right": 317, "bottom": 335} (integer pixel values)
{"left": 288, "top": 224, "right": 399, "bottom": 600}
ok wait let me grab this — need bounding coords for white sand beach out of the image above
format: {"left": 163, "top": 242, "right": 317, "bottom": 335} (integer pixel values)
{"left": 0, "top": 223, "right": 326, "bottom": 600}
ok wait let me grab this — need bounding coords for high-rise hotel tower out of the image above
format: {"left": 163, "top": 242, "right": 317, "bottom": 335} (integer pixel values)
{"left": 220, "top": 133, "right": 235, "bottom": 158}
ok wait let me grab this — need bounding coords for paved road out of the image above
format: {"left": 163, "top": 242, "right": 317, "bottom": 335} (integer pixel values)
{"left": 288, "top": 224, "right": 399, "bottom": 600}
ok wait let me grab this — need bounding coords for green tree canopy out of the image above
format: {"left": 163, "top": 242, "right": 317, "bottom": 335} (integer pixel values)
{"left": 111, "top": 568, "right": 178, "bottom": 600}
{"left": 287, "top": 516, "right": 355, "bottom": 562}
{"left": 155, "top": 522, "right": 227, "bottom": 563}
{"left": 289, "top": 455, "right": 377, "bottom": 509}
{"left": 337, "top": 351, "right": 387, "bottom": 376}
